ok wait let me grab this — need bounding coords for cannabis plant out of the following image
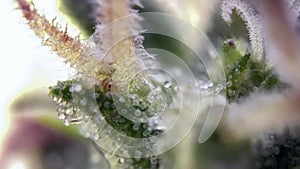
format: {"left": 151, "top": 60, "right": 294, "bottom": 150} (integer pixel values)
{"left": 7, "top": 0, "right": 300, "bottom": 168}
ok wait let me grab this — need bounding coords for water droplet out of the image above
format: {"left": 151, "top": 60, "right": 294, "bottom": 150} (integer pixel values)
{"left": 269, "top": 134, "right": 275, "bottom": 140}
{"left": 143, "top": 129, "right": 152, "bottom": 137}
{"left": 57, "top": 98, "right": 62, "bottom": 104}
{"left": 58, "top": 112, "right": 66, "bottom": 120}
{"left": 150, "top": 156, "right": 158, "bottom": 164}
{"left": 164, "top": 81, "right": 172, "bottom": 88}
{"left": 140, "top": 102, "right": 147, "bottom": 109}
{"left": 207, "top": 81, "right": 214, "bottom": 87}
{"left": 228, "top": 89, "right": 236, "bottom": 97}
{"left": 100, "top": 114, "right": 105, "bottom": 120}
{"left": 130, "top": 94, "right": 138, "bottom": 100}
{"left": 58, "top": 106, "right": 65, "bottom": 112}
{"left": 119, "top": 96, "right": 125, "bottom": 103}
{"left": 83, "top": 114, "right": 90, "bottom": 119}
{"left": 92, "top": 132, "right": 99, "bottom": 140}
{"left": 105, "top": 91, "right": 112, "bottom": 98}
{"left": 235, "top": 68, "right": 240, "bottom": 73}
{"left": 152, "top": 143, "right": 158, "bottom": 149}
{"left": 274, "top": 147, "right": 280, "bottom": 155}
{"left": 121, "top": 109, "right": 128, "bottom": 114}
{"left": 134, "top": 150, "right": 142, "bottom": 158}
{"left": 134, "top": 109, "right": 141, "bottom": 117}
{"left": 64, "top": 117, "right": 71, "bottom": 126}
{"left": 174, "top": 86, "right": 179, "bottom": 92}
{"left": 66, "top": 109, "right": 72, "bottom": 115}
{"left": 92, "top": 93, "right": 99, "bottom": 99}
{"left": 111, "top": 140, "right": 119, "bottom": 147}
{"left": 142, "top": 123, "right": 147, "bottom": 129}
{"left": 149, "top": 117, "right": 159, "bottom": 128}
{"left": 72, "top": 84, "right": 82, "bottom": 92}
{"left": 80, "top": 99, "right": 87, "bottom": 106}
{"left": 118, "top": 157, "right": 125, "bottom": 164}
{"left": 199, "top": 82, "right": 208, "bottom": 90}
{"left": 133, "top": 123, "right": 140, "bottom": 131}
{"left": 226, "top": 81, "right": 232, "bottom": 87}
{"left": 104, "top": 101, "right": 110, "bottom": 108}
{"left": 69, "top": 87, "right": 74, "bottom": 92}
{"left": 104, "top": 129, "right": 112, "bottom": 136}
{"left": 214, "top": 84, "right": 224, "bottom": 94}
{"left": 119, "top": 145, "right": 129, "bottom": 155}
{"left": 53, "top": 97, "right": 58, "bottom": 102}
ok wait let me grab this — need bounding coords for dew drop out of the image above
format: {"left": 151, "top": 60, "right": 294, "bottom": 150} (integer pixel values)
{"left": 214, "top": 84, "right": 224, "bottom": 94}
{"left": 119, "top": 96, "right": 125, "bottom": 103}
{"left": 149, "top": 118, "right": 159, "bottom": 128}
{"left": 53, "top": 97, "right": 58, "bottom": 102}
{"left": 104, "top": 101, "right": 110, "bottom": 108}
{"left": 143, "top": 129, "right": 152, "bottom": 137}
{"left": 72, "top": 84, "right": 82, "bottom": 92}
{"left": 64, "top": 117, "right": 71, "bottom": 126}
{"left": 134, "top": 109, "right": 141, "bottom": 117}
{"left": 140, "top": 102, "right": 147, "bottom": 109}
{"left": 111, "top": 140, "right": 119, "bottom": 147}
{"left": 228, "top": 89, "right": 236, "bottom": 97}
{"left": 83, "top": 114, "right": 90, "bottom": 119}
{"left": 134, "top": 150, "right": 142, "bottom": 158}
{"left": 69, "top": 87, "right": 74, "bottom": 92}
{"left": 105, "top": 91, "right": 112, "bottom": 98}
{"left": 121, "top": 109, "right": 128, "bottom": 114}
{"left": 130, "top": 94, "right": 138, "bottom": 99}
{"left": 150, "top": 156, "right": 158, "bottom": 164}
{"left": 142, "top": 124, "right": 147, "bottom": 129}
{"left": 118, "top": 157, "right": 125, "bottom": 164}
{"left": 104, "top": 129, "right": 112, "bottom": 136}
{"left": 92, "top": 132, "right": 100, "bottom": 140}
{"left": 120, "top": 145, "right": 129, "bottom": 155}
{"left": 199, "top": 82, "right": 208, "bottom": 90}
{"left": 92, "top": 93, "right": 99, "bottom": 99}
{"left": 58, "top": 113, "right": 66, "bottom": 120}
{"left": 269, "top": 134, "right": 275, "bottom": 140}
{"left": 57, "top": 98, "right": 62, "bottom": 103}
{"left": 174, "top": 86, "right": 179, "bottom": 92}
{"left": 207, "top": 80, "right": 214, "bottom": 87}
{"left": 235, "top": 68, "right": 239, "bottom": 73}
{"left": 164, "top": 81, "right": 172, "bottom": 88}
{"left": 274, "top": 147, "right": 280, "bottom": 155}
{"left": 66, "top": 109, "right": 72, "bottom": 115}
{"left": 56, "top": 106, "right": 64, "bottom": 113}
{"left": 226, "top": 81, "right": 232, "bottom": 87}
{"left": 133, "top": 124, "right": 140, "bottom": 131}
{"left": 80, "top": 99, "right": 87, "bottom": 106}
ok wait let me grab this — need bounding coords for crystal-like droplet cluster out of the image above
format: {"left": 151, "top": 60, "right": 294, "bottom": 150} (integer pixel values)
{"left": 49, "top": 77, "right": 164, "bottom": 167}
{"left": 50, "top": 81, "right": 83, "bottom": 126}
{"left": 221, "top": 40, "right": 288, "bottom": 103}
{"left": 49, "top": 78, "right": 163, "bottom": 136}
{"left": 195, "top": 80, "right": 225, "bottom": 97}
{"left": 253, "top": 128, "right": 300, "bottom": 169}
{"left": 111, "top": 67, "right": 181, "bottom": 129}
